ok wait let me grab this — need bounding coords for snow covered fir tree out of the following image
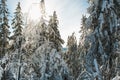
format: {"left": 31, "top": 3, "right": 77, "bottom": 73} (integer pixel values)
{"left": 64, "top": 32, "right": 81, "bottom": 80}
{"left": 0, "top": 0, "right": 10, "bottom": 58}
{"left": 11, "top": 2, "right": 23, "bottom": 51}
{"left": 77, "top": 0, "right": 120, "bottom": 80}
{"left": 0, "top": 0, "right": 120, "bottom": 80}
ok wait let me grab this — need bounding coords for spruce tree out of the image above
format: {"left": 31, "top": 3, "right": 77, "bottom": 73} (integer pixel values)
{"left": 12, "top": 2, "right": 23, "bottom": 50}
{"left": 64, "top": 32, "right": 80, "bottom": 79}
{"left": 15, "top": 13, "right": 71, "bottom": 80}
{"left": 82, "top": 0, "right": 120, "bottom": 79}
{"left": 67, "top": 33, "right": 77, "bottom": 53}
{"left": 23, "top": 17, "right": 47, "bottom": 55}
{"left": 77, "top": 15, "right": 90, "bottom": 80}
{"left": 78, "top": 15, "right": 87, "bottom": 64}
{"left": 47, "top": 11, "right": 64, "bottom": 51}
{"left": 6, "top": 2, "right": 26, "bottom": 80}
{"left": 0, "top": 0, "right": 10, "bottom": 58}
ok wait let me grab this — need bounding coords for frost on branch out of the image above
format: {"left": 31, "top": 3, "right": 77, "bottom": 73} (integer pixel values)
{"left": 78, "top": 0, "right": 120, "bottom": 79}
{"left": 0, "top": 61, "right": 3, "bottom": 80}
{"left": 64, "top": 32, "right": 80, "bottom": 80}
{"left": 31, "top": 42, "right": 72, "bottom": 80}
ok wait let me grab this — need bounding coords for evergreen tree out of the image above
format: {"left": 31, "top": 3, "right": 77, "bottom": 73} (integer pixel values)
{"left": 0, "top": 0, "right": 10, "bottom": 58}
{"left": 64, "top": 32, "right": 80, "bottom": 79}
{"left": 23, "top": 17, "right": 47, "bottom": 55}
{"left": 11, "top": 2, "right": 23, "bottom": 50}
{"left": 67, "top": 33, "right": 77, "bottom": 53}
{"left": 78, "top": 15, "right": 88, "bottom": 61}
{"left": 8, "top": 12, "right": 71, "bottom": 80}
{"left": 29, "top": 42, "right": 72, "bottom": 80}
{"left": 82, "top": 0, "right": 120, "bottom": 79}
{"left": 2, "top": 2, "right": 24, "bottom": 80}
{"left": 47, "top": 11, "right": 64, "bottom": 51}
{"left": 77, "top": 15, "right": 90, "bottom": 80}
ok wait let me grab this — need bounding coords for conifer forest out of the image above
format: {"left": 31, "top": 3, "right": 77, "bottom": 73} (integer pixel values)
{"left": 0, "top": 0, "right": 120, "bottom": 80}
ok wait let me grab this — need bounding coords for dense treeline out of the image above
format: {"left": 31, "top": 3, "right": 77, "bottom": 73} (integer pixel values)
{"left": 0, "top": 0, "right": 120, "bottom": 80}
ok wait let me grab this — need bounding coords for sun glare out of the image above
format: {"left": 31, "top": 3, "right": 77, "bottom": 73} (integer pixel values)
{"left": 22, "top": 0, "right": 58, "bottom": 21}
{"left": 22, "top": 0, "right": 42, "bottom": 21}
{"left": 28, "top": 5, "right": 41, "bottom": 20}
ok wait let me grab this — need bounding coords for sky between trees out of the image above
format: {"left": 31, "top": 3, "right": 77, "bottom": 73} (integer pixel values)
{"left": 7, "top": 0, "right": 89, "bottom": 47}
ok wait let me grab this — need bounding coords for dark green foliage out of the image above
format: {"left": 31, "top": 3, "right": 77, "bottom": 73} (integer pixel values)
{"left": 0, "top": 0, "right": 10, "bottom": 58}
{"left": 48, "top": 11, "right": 64, "bottom": 51}
{"left": 12, "top": 2, "right": 23, "bottom": 37}
{"left": 64, "top": 33, "right": 80, "bottom": 79}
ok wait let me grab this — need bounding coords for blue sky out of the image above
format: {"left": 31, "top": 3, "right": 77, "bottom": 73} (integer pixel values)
{"left": 7, "top": 0, "right": 89, "bottom": 47}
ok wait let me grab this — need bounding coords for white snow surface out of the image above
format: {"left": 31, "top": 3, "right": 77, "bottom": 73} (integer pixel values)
{"left": 0, "top": 65, "right": 3, "bottom": 80}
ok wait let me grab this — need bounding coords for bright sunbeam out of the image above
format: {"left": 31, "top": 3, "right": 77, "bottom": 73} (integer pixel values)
{"left": 18, "top": 0, "right": 88, "bottom": 47}
{"left": 28, "top": 4, "right": 41, "bottom": 20}
{"left": 21, "top": 0, "right": 43, "bottom": 21}
{"left": 21, "top": 0, "right": 55, "bottom": 21}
